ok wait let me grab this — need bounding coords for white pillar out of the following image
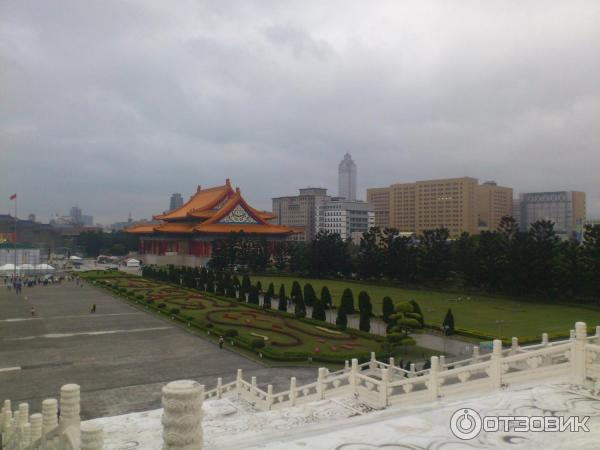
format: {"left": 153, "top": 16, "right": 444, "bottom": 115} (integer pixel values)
{"left": 491, "top": 339, "right": 503, "bottom": 389}
{"left": 216, "top": 378, "right": 223, "bottom": 399}
{"left": 380, "top": 368, "right": 390, "bottom": 407}
{"left": 81, "top": 421, "right": 104, "bottom": 450}
{"left": 59, "top": 384, "right": 80, "bottom": 433}
{"left": 161, "top": 380, "right": 204, "bottom": 450}
{"left": 388, "top": 357, "right": 395, "bottom": 368}
{"left": 472, "top": 346, "right": 480, "bottom": 361}
{"left": 570, "top": 329, "right": 576, "bottom": 340}
{"left": 317, "top": 368, "right": 326, "bottom": 399}
{"left": 289, "top": 377, "right": 297, "bottom": 406}
{"left": 369, "top": 352, "right": 377, "bottom": 371}
{"left": 439, "top": 355, "right": 446, "bottom": 370}
{"left": 251, "top": 376, "right": 257, "bottom": 391}
{"left": 350, "top": 359, "right": 359, "bottom": 393}
{"left": 542, "top": 333, "right": 549, "bottom": 346}
{"left": 344, "top": 360, "right": 350, "bottom": 371}
{"left": 42, "top": 398, "right": 58, "bottom": 434}
{"left": 17, "top": 402, "right": 28, "bottom": 427}
{"left": 30, "top": 413, "right": 43, "bottom": 443}
{"left": 266, "top": 385, "right": 273, "bottom": 410}
{"left": 595, "top": 326, "right": 600, "bottom": 345}
{"left": 236, "top": 369, "right": 243, "bottom": 399}
{"left": 429, "top": 356, "right": 439, "bottom": 400}
{"left": 572, "top": 322, "right": 587, "bottom": 385}
{"left": 511, "top": 337, "right": 519, "bottom": 354}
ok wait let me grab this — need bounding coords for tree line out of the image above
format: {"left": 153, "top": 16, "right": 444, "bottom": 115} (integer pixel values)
{"left": 210, "top": 220, "right": 600, "bottom": 304}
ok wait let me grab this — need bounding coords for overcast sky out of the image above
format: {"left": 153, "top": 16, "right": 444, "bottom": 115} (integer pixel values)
{"left": 1, "top": 0, "right": 599, "bottom": 224}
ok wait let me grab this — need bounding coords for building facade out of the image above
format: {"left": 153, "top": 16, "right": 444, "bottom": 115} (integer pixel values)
{"left": 127, "top": 180, "right": 297, "bottom": 266}
{"left": 338, "top": 153, "right": 357, "bottom": 201}
{"left": 367, "top": 177, "right": 480, "bottom": 238}
{"left": 272, "top": 188, "right": 330, "bottom": 242}
{"left": 476, "top": 181, "right": 513, "bottom": 231}
{"left": 169, "top": 193, "right": 183, "bottom": 212}
{"left": 315, "top": 198, "right": 374, "bottom": 242}
{"left": 519, "top": 191, "right": 586, "bottom": 240}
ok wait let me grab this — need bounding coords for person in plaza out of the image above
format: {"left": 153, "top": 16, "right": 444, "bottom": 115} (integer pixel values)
{"left": 219, "top": 336, "right": 224, "bottom": 349}
{"left": 30, "top": 306, "right": 35, "bottom": 317}
{"left": 91, "top": 303, "right": 96, "bottom": 313}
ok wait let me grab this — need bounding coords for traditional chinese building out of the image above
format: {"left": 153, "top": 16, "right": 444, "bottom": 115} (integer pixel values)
{"left": 126, "top": 180, "right": 298, "bottom": 267}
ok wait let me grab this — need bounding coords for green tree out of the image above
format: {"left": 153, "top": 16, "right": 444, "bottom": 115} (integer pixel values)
{"left": 248, "top": 285, "right": 259, "bottom": 305}
{"left": 291, "top": 281, "right": 303, "bottom": 305}
{"left": 339, "top": 288, "right": 355, "bottom": 314}
{"left": 266, "top": 282, "right": 275, "bottom": 299}
{"left": 356, "top": 228, "right": 383, "bottom": 279}
{"left": 418, "top": 228, "right": 451, "bottom": 283}
{"left": 278, "top": 284, "right": 287, "bottom": 311}
{"left": 382, "top": 296, "right": 394, "bottom": 324}
{"left": 359, "top": 311, "right": 371, "bottom": 332}
{"left": 358, "top": 291, "right": 372, "bottom": 316}
{"left": 312, "top": 298, "right": 326, "bottom": 321}
{"left": 240, "top": 274, "right": 251, "bottom": 300}
{"left": 388, "top": 302, "right": 423, "bottom": 336}
{"left": 303, "top": 283, "right": 317, "bottom": 307}
{"left": 336, "top": 307, "right": 348, "bottom": 329}
{"left": 320, "top": 286, "right": 333, "bottom": 309}
{"left": 262, "top": 287, "right": 272, "bottom": 309}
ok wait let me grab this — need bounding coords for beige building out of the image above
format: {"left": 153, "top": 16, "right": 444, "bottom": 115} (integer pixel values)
{"left": 272, "top": 188, "right": 330, "bottom": 241}
{"left": 367, "top": 177, "right": 513, "bottom": 238}
{"left": 477, "top": 181, "right": 513, "bottom": 231}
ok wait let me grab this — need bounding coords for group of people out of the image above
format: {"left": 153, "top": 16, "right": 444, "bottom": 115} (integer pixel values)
{"left": 3, "top": 274, "right": 82, "bottom": 293}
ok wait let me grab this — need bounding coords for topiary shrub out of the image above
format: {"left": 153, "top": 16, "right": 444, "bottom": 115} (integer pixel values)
{"left": 205, "top": 323, "right": 214, "bottom": 329}
{"left": 158, "top": 303, "right": 166, "bottom": 309}
{"left": 251, "top": 339, "right": 265, "bottom": 349}
{"left": 224, "top": 329, "right": 238, "bottom": 338}
{"left": 170, "top": 307, "right": 180, "bottom": 315}
{"left": 136, "top": 294, "right": 144, "bottom": 300}
{"left": 146, "top": 299, "right": 154, "bottom": 304}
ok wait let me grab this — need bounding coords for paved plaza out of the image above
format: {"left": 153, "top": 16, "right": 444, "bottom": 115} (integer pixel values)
{"left": 0, "top": 279, "right": 316, "bottom": 419}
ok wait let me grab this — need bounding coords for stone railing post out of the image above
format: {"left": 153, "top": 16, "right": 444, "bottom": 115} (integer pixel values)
{"left": 251, "top": 377, "right": 257, "bottom": 391}
{"left": 490, "top": 339, "right": 503, "bottom": 388}
{"left": 472, "top": 346, "right": 480, "bottom": 361}
{"left": 1, "top": 399, "right": 11, "bottom": 433}
{"left": 511, "top": 337, "right": 519, "bottom": 355}
{"left": 30, "top": 413, "right": 43, "bottom": 444}
{"left": 350, "top": 359, "right": 359, "bottom": 394}
{"left": 388, "top": 357, "right": 395, "bottom": 368}
{"left": 216, "top": 378, "right": 223, "bottom": 399}
{"left": 409, "top": 363, "right": 416, "bottom": 378}
{"left": 570, "top": 329, "right": 576, "bottom": 340}
{"left": 236, "top": 369, "right": 243, "bottom": 399}
{"left": 572, "top": 322, "right": 587, "bottom": 385}
{"left": 595, "top": 326, "right": 600, "bottom": 345}
{"left": 289, "top": 377, "right": 297, "bottom": 406}
{"left": 379, "top": 368, "right": 389, "bottom": 407}
{"left": 161, "top": 380, "right": 204, "bottom": 450}
{"left": 266, "top": 385, "right": 273, "bottom": 410}
{"left": 22, "top": 422, "right": 32, "bottom": 448}
{"left": 439, "top": 355, "right": 446, "bottom": 370}
{"left": 81, "top": 422, "right": 104, "bottom": 450}
{"left": 317, "top": 368, "right": 326, "bottom": 399}
{"left": 59, "top": 384, "right": 80, "bottom": 434}
{"left": 369, "top": 352, "right": 377, "bottom": 371}
{"left": 542, "top": 333, "right": 549, "bottom": 346}
{"left": 428, "top": 356, "right": 439, "bottom": 400}
{"left": 42, "top": 398, "right": 58, "bottom": 434}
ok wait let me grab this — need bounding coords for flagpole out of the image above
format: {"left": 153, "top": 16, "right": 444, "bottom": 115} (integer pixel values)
{"left": 14, "top": 195, "right": 17, "bottom": 278}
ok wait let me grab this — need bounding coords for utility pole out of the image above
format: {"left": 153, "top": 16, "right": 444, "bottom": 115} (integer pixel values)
{"left": 10, "top": 193, "right": 17, "bottom": 278}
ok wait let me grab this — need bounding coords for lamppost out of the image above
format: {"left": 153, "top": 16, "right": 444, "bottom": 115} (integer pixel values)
{"left": 443, "top": 324, "right": 450, "bottom": 355}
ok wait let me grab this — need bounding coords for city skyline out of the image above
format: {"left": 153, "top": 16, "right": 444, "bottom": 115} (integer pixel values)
{"left": 1, "top": 1, "right": 599, "bottom": 223}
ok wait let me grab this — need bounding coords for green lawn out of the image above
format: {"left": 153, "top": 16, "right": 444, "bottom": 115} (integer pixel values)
{"left": 252, "top": 275, "right": 600, "bottom": 339}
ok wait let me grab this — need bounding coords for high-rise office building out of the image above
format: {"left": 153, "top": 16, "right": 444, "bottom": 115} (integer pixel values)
{"left": 519, "top": 191, "right": 586, "bottom": 240}
{"left": 272, "top": 188, "right": 330, "bottom": 241}
{"left": 368, "top": 177, "right": 513, "bottom": 238}
{"left": 169, "top": 193, "right": 183, "bottom": 212}
{"left": 315, "top": 197, "right": 374, "bottom": 242}
{"left": 477, "top": 181, "right": 513, "bottom": 231}
{"left": 338, "top": 153, "right": 357, "bottom": 201}
{"left": 69, "top": 206, "right": 82, "bottom": 225}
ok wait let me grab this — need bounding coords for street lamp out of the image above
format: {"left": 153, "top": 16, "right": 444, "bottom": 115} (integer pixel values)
{"left": 443, "top": 324, "right": 450, "bottom": 355}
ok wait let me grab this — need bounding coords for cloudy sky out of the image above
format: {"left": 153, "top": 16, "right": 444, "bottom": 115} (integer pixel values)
{"left": 1, "top": 0, "right": 599, "bottom": 224}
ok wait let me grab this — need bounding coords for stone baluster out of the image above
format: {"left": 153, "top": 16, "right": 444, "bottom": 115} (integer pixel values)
{"left": 389, "top": 357, "right": 395, "bottom": 368}
{"left": 236, "top": 369, "right": 243, "bottom": 399}
{"left": 439, "top": 355, "right": 446, "bottom": 370}
{"left": 409, "top": 363, "right": 416, "bottom": 377}
{"left": 511, "top": 337, "right": 519, "bottom": 355}
{"left": 251, "top": 376, "right": 257, "bottom": 391}
{"left": 344, "top": 360, "right": 350, "bottom": 371}
{"left": 161, "top": 380, "right": 204, "bottom": 450}
{"left": 30, "top": 413, "right": 43, "bottom": 444}
{"left": 216, "top": 378, "right": 223, "bottom": 399}
{"left": 59, "top": 384, "right": 80, "bottom": 434}
{"left": 350, "top": 359, "right": 359, "bottom": 394}
{"left": 18, "top": 402, "right": 29, "bottom": 427}
{"left": 595, "top": 326, "right": 600, "bottom": 345}
{"left": 266, "top": 385, "right": 273, "bottom": 410}
{"left": 81, "top": 421, "right": 104, "bottom": 450}
{"left": 369, "top": 352, "right": 377, "bottom": 371}
{"left": 490, "top": 339, "right": 503, "bottom": 388}
{"left": 22, "top": 422, "right": 32, "bottom": 448}
{"left": 542, "top": 333, "right": 549, "bottom": 346}
{"left": 289, "top": 377, "right": 297, "bottom": 406}
{"left": 1, "top": 399, "right": 11, "bottom": 433}
{"left": 472, "top": 346, "right": 480, "bottom": 361}
{"left": 572, "top": 322, "right": 587, "bottom": 385}
{"left": 42, "top": 398, "right": 58, "bottom": 434}
{"left": 570, "top": 329, "right": 576, "bottom": 340}
{"left": 317, "top": 368, "right": 326, "bottom": 399}
{"left": 379, "top": 368, "right": 389, "bottom": 407}
{"left": 428, "top": 356, "right": 440, "bottom": 400}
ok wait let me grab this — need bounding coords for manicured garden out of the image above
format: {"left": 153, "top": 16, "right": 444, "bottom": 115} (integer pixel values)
{"left": 251, "top": 275, "right": 600, "bottom": 340}
{"left": 82, "top": 271, "right": 418, "bottom": 363}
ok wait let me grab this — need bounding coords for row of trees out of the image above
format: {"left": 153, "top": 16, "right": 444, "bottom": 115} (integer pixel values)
{"left": 77, "top": 230, "right": 139, "bottom": 257}
{"left": 209, "top": 221, "right": 600, "bottom": 304}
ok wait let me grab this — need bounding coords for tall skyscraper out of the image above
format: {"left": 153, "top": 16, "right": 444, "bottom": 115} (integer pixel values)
{"left": 338, "top": 153, "right": 357, "bottom": 201}
{"left": 169, "top": 193, "right": 183, "bottom": 212}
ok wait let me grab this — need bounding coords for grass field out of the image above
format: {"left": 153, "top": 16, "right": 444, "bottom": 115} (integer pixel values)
{"left": 252, "top": 275, "right": 600, "bottom": 339}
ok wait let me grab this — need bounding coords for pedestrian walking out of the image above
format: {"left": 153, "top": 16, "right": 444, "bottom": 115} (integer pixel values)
{"left": 31, "top": 306, "right": 35, "bottom": 317}
{"left": 219, "top": 336, "right": 224, "bottom": 349}
{"left": 91, "top": 304, "right": 96, "bottom": 313}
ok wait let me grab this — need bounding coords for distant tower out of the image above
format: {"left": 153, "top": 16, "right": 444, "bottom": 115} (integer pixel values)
{"left": 338, "top": 153, "right": 357, "bottom": 200}
{"left": 169, "top": 193, "right": 183, "bottom": 211}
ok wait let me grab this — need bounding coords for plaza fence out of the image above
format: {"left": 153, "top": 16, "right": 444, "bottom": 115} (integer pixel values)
{"left": 3, "top": 322, "right": 600, "bottom": 450}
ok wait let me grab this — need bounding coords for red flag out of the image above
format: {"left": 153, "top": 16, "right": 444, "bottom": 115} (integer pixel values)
{"left": 9, "top": 194, "right": 16, "bottom": 200}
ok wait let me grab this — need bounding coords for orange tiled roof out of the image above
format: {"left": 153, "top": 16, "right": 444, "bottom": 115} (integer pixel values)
{"left": 126, "top": 180, "right": 296, "bottom": 236}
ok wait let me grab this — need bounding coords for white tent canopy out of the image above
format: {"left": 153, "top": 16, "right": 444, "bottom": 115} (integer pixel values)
{"left": 126, "top": 258, "right": 140, "bottom": 267}
{"left": 69, "top": 255, "right": 82, "bottom": 260}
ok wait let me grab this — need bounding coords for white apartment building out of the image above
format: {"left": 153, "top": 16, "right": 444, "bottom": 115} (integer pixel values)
{"left": 315, "top": 197, "right": 374, "bottom": 241}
